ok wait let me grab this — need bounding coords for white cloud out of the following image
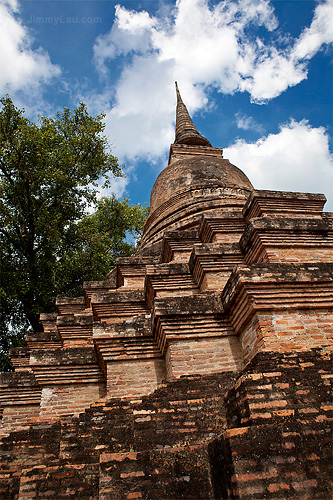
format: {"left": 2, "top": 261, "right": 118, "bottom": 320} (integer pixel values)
{"left": 93, "top": 5, "right": 156, "bottom": 76}
{"left": 97, "top": 175, "right": 129, "bottom": 200}
{"left": 0, "top": 0, "right": 60, "bottom": 96}
{"left": 242, "top": 0, "right": 333, "bottom": 102}
{"left": 104, "top": 57, "right": 175, "bottom": 160}
{"left": 240, "top": 48, "right": 307, "bottom": 102}
{"left": 235, "top": 112, "right": 264, "bottom": 133}
{"left": 224, "top": 120, "right": 333, "bottom": 210}
{"left": 293, "top": 0, "right": 333, "bottom": 61}
{"left": 93, "top": 0, "right": 333, "bottom": 162}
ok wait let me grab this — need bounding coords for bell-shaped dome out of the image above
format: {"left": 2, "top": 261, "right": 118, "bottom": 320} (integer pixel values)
{"left": 150, "top": 156, "right": 253, "bottom": 213}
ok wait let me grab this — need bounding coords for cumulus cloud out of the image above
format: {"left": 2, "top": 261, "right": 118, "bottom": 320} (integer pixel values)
{"left": 93, "top": 0, "right": 333, "bottom": 162}
{"left": 94, "top": 4, "right": 156, "bottom": 76}
{"left": 0, "top": 0, "right": 60, "bottom": 96}
{"left": 96, "top": 175, "right": 129, "bottom": 201}
{"left": 293, "top": 0, "right": 333, "bottom": 61}
{"left": 235, "top": 112, "right": 264, "bottom": 133}
{"left": 103, "top": 58, "right": 176, "bottom": 160}
{"left": 224, "top": 120, "right": 333, "bottom": 210}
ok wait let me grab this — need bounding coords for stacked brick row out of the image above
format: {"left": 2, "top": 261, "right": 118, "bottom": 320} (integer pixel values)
{"left": 0, "top": 371, "right": 237, "bottom": 499}
{"left": 210, "top": 349, "right": 332, "bottom": 499}
{"left": 1, "top": 349, "right": 331, "bottom": 499}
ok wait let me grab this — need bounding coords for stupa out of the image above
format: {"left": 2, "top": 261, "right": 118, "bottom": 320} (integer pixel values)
{"left": 0, "top": 83, "right": 332, "bottom": 499}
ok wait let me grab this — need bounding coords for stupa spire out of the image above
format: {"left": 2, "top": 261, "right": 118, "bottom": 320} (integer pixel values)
{"left": 174, "top": 82, "right": 212, "bottom": 147}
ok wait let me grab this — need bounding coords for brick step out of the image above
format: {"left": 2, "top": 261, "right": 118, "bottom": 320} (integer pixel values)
{"left": 99, "top": 444, "right": 215, "bottom": 500}
{"left": 225, "top": 348, "right": 332, "bottom": 429}
{"left": 56, "top": 297, "right": 89, "bottom": 316}
{"left": 55, "top": 372, "right": 239, "bottom": 465}
{"left": 59, "top": 401, "right": 134, "bottom": 463}
{"left": 18, "top": 463, "right": 99, "bottom": 500}
{"left": 209, "top": 421, "right": 332, "bottom": 500}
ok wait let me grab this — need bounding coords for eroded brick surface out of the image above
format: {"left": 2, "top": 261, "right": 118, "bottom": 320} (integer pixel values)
{"left": 1, "top": 350, "right": 332, "bottom": 499}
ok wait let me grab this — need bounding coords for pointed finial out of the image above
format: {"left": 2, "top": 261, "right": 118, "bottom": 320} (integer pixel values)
{"left": 175, "top": 81, "right": 182, "bottom": 104}
{"left": 174, "top": 82, "right": 211, "bottom": 147}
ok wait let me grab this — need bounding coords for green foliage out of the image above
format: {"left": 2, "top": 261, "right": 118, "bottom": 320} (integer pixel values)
{"left": 57, "top": 196, "right": 149, "bottom": 297}
{"left": 0, "top": 291, "right": 28, "bottom": 372}
{"left": 0, "top": 96, "right": 148, "bottom": 370}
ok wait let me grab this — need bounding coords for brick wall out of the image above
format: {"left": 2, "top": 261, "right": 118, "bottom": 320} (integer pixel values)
{"left": 39, "top": 382, "right": 106, "bottom": 421}
{"left": 0, "top": 370, "right": 238, "bottom": 499}
{"left": 270, "top": 310, "right": 333, "bottom": 351}
{"left": 239, "top": 310, "right": 333, "bottom": 365}
{"left": 210, "top": 348, "right": 333, "bottom": 499}
{"left": 1, "top": 349, "right": 331, "bottom": 499}
{"left": 106, "top": 359, "right": 166, "bottom": 399}
{"left": 262, "top": 246, "right": 333, "bottom": 263}
{"left": 0, "top": 404, "right": 40, "bottom": 438}
{"left": 166, "top": 337, "right": 243, "bottom": 378}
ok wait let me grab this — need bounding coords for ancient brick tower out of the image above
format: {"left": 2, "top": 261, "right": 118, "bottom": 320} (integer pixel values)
{"left": 1, "top": 84, "right": 332, "bottom": 499}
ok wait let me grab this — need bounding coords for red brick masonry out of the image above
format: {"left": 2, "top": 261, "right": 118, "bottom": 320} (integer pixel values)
{"left": 1, "top": 138, "right": 332, "bottom": 498}
{"left": 0, "top": 349, "right": 331, "bottom": 499}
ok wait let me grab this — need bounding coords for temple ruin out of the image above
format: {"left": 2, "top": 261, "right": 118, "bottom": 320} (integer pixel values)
{"left": 1, "top": 84, "right": 332, "bottom": 499}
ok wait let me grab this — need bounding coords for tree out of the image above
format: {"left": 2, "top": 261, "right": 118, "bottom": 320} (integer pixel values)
{"left": 56, "top": 196, "right": 149, "bottom": 297}
{"left": 0, "top": 96, "right": 148, "bottom": 370}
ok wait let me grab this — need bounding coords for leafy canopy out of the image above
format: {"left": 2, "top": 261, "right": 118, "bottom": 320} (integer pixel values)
{"left": 57, "top": 195, "right": 149, "bottom": 298}
{"left": 0, "top": 96, "right": 148, "bottom": 370}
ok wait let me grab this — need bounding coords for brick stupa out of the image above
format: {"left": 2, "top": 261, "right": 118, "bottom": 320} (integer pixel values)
{"left": 1, "top": 84, "right": 332, "bottom": 499}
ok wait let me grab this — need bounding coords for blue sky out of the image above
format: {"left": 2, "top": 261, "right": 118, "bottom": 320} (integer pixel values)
{"left": 1, "top": 0, "right": 332, "bottom": 210}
